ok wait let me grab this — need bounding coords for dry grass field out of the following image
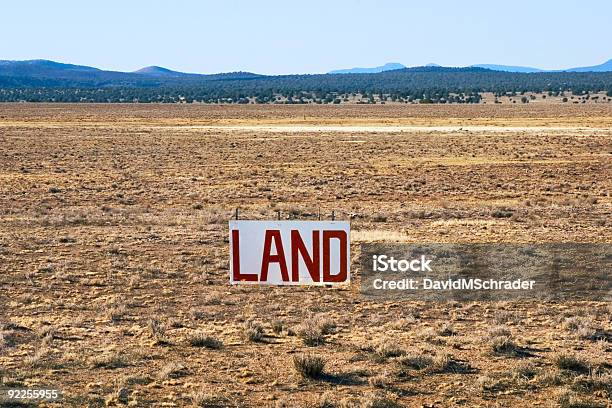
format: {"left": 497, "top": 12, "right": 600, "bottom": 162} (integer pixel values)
{"left": 0, "top": 104, "right": 610, "bottom": 407}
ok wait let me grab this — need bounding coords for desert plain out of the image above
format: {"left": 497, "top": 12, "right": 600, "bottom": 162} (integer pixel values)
{"left": 0, "top": 103, "right": 610, "bottom": 407}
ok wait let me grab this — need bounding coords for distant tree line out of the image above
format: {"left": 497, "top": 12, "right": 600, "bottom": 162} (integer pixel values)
{"left": 0, "top": 67, "right": 610, "bottom": 103}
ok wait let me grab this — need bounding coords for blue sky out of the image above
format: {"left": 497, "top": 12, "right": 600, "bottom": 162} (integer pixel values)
{"left": 1, "top": 0, "right": 610, "bottom": 74}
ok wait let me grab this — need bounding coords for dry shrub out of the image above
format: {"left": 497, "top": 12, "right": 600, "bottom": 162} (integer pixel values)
{"left": 437, "top": 322, "right": 456, "bottom": 337}
{"left": 191, "top": 310, "right": 206, "bottom": 321}
{"left": 400, "top": 351, "right": 469, "bottom": 374}
{"left": 271, "top": 319, "right": 284, "bottom": 335}
{"left": 115, "top": 387, "right": 129, "bottom": 404}
{"left": 339, "top": 392, "right": 403, "bottom": 408}
{"left": 192, "top": 387, "right": 228, "bottom": 407}
{"left": 493, "top": 310, "right": 521, "bottom": 325}
{"left": 158, "top": 362, "right": 187, "bottom": 380}
{"left": 313, "top": 315, "right": 336, "bottom": 335}
{"left": 490, "top": 335, "right": 521, "bottom": 356}
{"left": 313, "top": 391, "right": 336, "bottom": 408}
{"left": 556, "top": 389, "right": 605, "bottom": 408}
{"left": 293, "top": 354, "right": 325, "bottom": 379}
{"left": 417, "top": 353, "right": 472, "bottom": 374}
{"left": 148, "top": 318, "right": 169, "bottom": 345}
{"left": 105, "top": 301, "right": 127, "bottom": 322}
{"left": 25, "top": 347, "right": 49, "bottom": 368}
{"left": 563, "top": 316, "right": 587, "bottom": 332}
{"left": 571, "top": 373, "right": 612, "bottom": 394}
{"left": 189, "top": 332, "right": 223, "bottom": 349}
{"left": 488, "top": 325, "right": 511, "bottom": 338}
{"left": 204, "top": 292, "right": 223, "bottom": 305}
{"left": 387, "top": 315, "right": 417, "bottom": 330}
{"left": 512, "top": 361, "right": 538, "bottom": 380}
{"left": 475, "top": 373, "right": 508, "bottom": 394}
{"left": 368, "top": 374, "right": 390, "bottom": 389}
{"left": 90, "top": 351, "right": 126, "bottom": 369}
{"left": 168, "top": 317, "right": 184, "bottom": 329}
{"left": 476, "top": 364, "right": 539, "bottom": 395}
{"left": 553, "top": 353, "right": 590, "bottom": 374}
{"left": 397, "top": 353, "right": 433, "bottom": 370}
{"left": 243, "top": 320, "right": 265, "bottom": 342}
{"left": 491, "top": 207, "right": 514, "bottom": 219}
{"left": 374, "top": 340, "right": 404, "bottom": 359}
{"left": 38, "top": 325, "right": 55, "bottom": 339}
{"left": 417, "top": 327, "right": 443, "bottom": 344}
{"left": 296, "top": 316, "right": 335, "bottom": 346}
{"left": 563, "top": 317, "right": 604, "bottom": 341}
{"left": 537, "top": 368, "right": 566, "bottom": 387}
{"left": 371, "top": 213, "right": 388, "bottom": 222}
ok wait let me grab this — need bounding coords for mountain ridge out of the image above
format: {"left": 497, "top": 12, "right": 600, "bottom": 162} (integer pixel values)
{"left": 328, "top": 62, "right": 406, "bottom": 74}
{"left": 2, "top": 59, "right": 612, "bottom": 80}
{"left": 329, "top": 59, "right": 612, "bottom": 74}
{"left": 0, "top": 58, "right": 610, "bottom": 103}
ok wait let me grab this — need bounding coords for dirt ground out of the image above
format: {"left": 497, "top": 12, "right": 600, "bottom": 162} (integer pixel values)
{"left": 0, "top": 104, "right": 610, "bottom": 407}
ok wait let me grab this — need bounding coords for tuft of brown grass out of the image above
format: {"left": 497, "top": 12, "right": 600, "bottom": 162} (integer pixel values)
{"left": 417, "top": 327, "right": 443, "bottom": 344}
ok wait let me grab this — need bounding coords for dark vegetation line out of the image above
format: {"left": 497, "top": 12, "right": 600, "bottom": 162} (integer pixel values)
{"left": 1, "top": 67, "right": 611, "bottom": 103}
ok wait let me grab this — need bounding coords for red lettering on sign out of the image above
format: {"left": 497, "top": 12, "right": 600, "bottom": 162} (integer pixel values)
{"left": 322, "top": 230, "right": 348, "bottom": 282}
{"left": 231, "top": 230, "right": 258, "bottom": 282}
{"left": 260, "top": 230, "right": 289, "bottom": 282}
{"left": 291, "top": 230, "right": 320, "bottom": 282}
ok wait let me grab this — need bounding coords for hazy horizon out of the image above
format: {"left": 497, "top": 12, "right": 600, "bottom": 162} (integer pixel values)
{"left": 2, "top": 0, "right": 611, "bottom": 75}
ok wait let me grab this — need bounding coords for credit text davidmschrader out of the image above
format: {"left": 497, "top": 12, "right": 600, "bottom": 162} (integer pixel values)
{"left": 370, "top": 254, "right": 536, "bottom": 291}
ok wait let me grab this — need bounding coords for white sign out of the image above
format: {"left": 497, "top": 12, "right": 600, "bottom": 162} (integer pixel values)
{"left": 229, "top": 220, "right": 350, "bottom": 285}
